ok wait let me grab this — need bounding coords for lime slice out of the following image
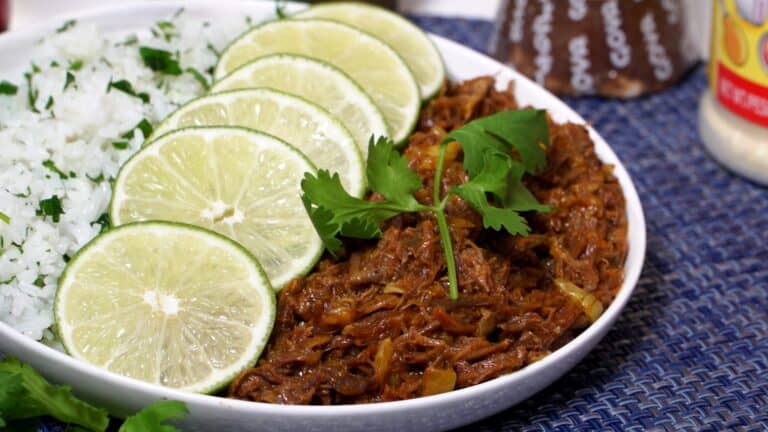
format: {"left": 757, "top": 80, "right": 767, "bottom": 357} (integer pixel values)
{"left": 215, "top": 19, "right": 420, "bottom": 145}
{"left": 211, "top": 54, "right": 389, "bottom": 159}
{"left": 296, "top": 2, "right": 445, "bottom": 99}
{"left": 150, "top": 88, "right": 364, "bottom": 198}
{"left": 111, "top": 127, "right": 322, "bottom": 289}
{"left": 55, "top": 221, "right": 275, "bottom": 393}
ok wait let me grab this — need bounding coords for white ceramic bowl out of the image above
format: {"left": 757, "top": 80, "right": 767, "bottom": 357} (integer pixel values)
{"left": 0, "top": 2, "right": 647, "bottom": 431}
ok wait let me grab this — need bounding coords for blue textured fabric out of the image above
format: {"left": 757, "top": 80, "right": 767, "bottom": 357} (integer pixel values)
{"left": 36, "top": 15, "right": 768, "bottom": 432}
{"left": 411, "top": 16, "right": 768, "bottom": 432}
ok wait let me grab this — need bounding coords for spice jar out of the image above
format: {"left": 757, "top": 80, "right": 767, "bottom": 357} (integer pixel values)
{"left": 491, "top": 0, "right": 698, "bottom": 97}
{"left": 699, "top": 0, "right": 768, "bottom": 185}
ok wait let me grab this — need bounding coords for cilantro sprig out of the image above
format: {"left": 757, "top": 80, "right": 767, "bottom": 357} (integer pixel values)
{"left": 301, "top": 109, "right": 551, "bottom": 300}
{"left": 0, "top": 357, "right": 189, "bottom": 431}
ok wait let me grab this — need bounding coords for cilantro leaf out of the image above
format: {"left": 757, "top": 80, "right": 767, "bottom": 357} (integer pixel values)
{"left": 301, "top": 197, "right": 343, "bottom": 253}
{"left": 118, "top": 400, "right": 188, "bottom": 432}
{"left": 69, "top": 60, "right": 84, "bottom": 71}
{"left": 444, "top": 109, "right": 549, "bottom": 176}
{"left": 0, "top": 80, "right": 18, "bottom": 95}
{"left": 42, "top": 160, "right": 68, "bottom": 179}
{"left": 139, "top": 47, "right": 182, "bottom": 76}
{"left": 107, "top": 79, "right": 150, "bottom": 103}
{"left": 92, "top": 213, "right": 110, "bottom": 233}
{"left": 366, "top": 136, "right": 423, "bottom": 209}
{"left": 36, "top": 195, "right": 64, "bottom": 222}
{"left": 56, "top": 20, "right": 77, "bottom": 33}
{"left": 24, "top": 71, "right": 39, "bottom": 113}
{"left": 0, "top": 358, "right": 109, "bottom": 431}
{"left": 64, "top": 71, "right": 76, "bottom": 91}
{"left": 119, "top": 118, "right": 154, "bottom": 142}
{"left": 301, "top": 169, "right": 413, "bottom": 251}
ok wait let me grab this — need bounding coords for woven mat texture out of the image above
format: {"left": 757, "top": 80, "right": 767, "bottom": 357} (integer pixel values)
{"left": 409, "top": 16, "right": 768, "bottom": 432}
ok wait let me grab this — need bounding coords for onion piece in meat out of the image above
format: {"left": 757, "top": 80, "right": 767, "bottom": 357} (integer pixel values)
{"left": 554, "top": 279, "right": 604, "bottom": 323}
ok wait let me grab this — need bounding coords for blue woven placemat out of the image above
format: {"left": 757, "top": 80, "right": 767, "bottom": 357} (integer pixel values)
{"left": 411, "top": 16, "right": 768, "bottom": 432}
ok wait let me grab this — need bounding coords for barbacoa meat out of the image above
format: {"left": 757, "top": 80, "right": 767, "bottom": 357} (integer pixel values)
{"left": 228, "top": 77, "right": 628, "bottom": 404}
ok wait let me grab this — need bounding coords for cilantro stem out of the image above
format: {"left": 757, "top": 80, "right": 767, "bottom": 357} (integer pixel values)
{"left": 435, "top": 209, "right": 458, "bottom": 299}
{"left": 433, "top": 142, "right": 459, "bottom": 300}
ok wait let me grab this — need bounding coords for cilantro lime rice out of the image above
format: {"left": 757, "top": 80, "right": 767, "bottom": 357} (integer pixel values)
{"left": 0, "top": 14, "right": 249, "bottom": 342}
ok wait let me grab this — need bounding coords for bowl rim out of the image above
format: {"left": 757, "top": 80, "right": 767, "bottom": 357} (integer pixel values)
{"left": 0, "top": 0, "right": 647, "bottom": 417}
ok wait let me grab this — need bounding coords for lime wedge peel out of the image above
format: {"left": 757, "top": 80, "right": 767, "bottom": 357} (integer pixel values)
{"left": 296, "top": 2, "right": 446, "bottom": 99}
{"left": 211, "top": 53, "right": 389, "bottom": 159}
{"left": 215, "top": 18, "right": 420, "bottom": 146}
{"left": 55, "top": 221, "right": 275, "bottom": 394}
{"left": 111, "top": 127, "right": 324, "bottom": 289}
{"left": 149, "top": 88, "right": 365, "bottom": 198}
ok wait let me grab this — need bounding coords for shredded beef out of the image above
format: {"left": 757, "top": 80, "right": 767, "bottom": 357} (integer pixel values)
{"left": 228, "top": 77, "right": 628, "bottom": 404}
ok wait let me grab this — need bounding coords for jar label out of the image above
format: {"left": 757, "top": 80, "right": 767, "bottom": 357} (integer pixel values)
{"left": 711, "top": 0, "right": 768, "bottom": 127}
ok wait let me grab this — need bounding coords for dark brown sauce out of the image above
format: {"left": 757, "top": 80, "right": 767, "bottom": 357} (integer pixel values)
{"left": 228, "top": 76, "right": 628, "bottom": 404}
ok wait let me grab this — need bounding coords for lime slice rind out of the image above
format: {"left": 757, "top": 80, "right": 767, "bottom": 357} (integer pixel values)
{"left": 211, "top": 53, "right": 390, "bottom": 159}
{"left": 215, "top": 18, "right": 420, "bottom": 146}
{"left": 55, "top": 221, "right": 276, "bottom": 394}
{"left": 111, "top": 126, "right": 324, "bottom": 289}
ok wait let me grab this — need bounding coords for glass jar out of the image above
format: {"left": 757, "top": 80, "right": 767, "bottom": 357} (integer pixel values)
{"left": 699, "top": 0, "right": 768, "bottom": 185}
{"left": 490, "top": 0, "right": 697, "bottom": 97}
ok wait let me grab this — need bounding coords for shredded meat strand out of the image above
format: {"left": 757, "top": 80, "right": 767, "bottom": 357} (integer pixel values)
{"left": 228, "top": 76, "right": 628, "bottom": 405}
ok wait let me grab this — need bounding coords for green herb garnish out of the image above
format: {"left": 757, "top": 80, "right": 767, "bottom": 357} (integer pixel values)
{"left": 24, "top": 71, "right": 39, "bottom": 113}
{"left": 0, "top": 358, "right": 189, "bottom": 431}
{"left": 112, "top": 141, "right": 129, "bottom": 150}
{"left": 36, "top": 195, "right": 64, "bottom": 222}
{"left": 139, "top": 46, "right": 182, "bottom": 76}
{"left": 107, "top": 79, "right": 150, "bottom": 103}
{"left": 275, "top": 0, "right": 288, "bottom": 19}
{"left": 42, "top": 160, "right": 68, "bottom": 179}
{"left": 63, "top": 71, "right": 76, "bottom": 91}
{"left": 185, "top": 67, "right": 210, "bottom": 90}
{"left": 0, "top": 357, "right": 108, "bottom": 431}
{"left": 44, "top": 95, "right": 54, "bottom": 110}
{"left": 121, "top": 118, "right": 154, "bottom": 140}
{"left": 0, "top": 80, "right": 18, "bottom": 95}
{"left": 0, "top": 212, "right": 9, "bottom": 224}
{"left": 86, "top": 172, "right": 105, "bottom": 183}
{"left": 301, "top": 109, "right": 550, "bottom": 300}
{"left": 119, "top": 400, "right": 188, "bottom": 432}
{"left": 69, "top": 59, "right": 84, "bottom": 71}
{"left": 92, "top": 213, "right": 110, "bottom": 233}
{"left": 206, "top": 42, "right": 221, "bottom": 57}
{"left": 55, "top": 19, "right": 77, "bottom": 33}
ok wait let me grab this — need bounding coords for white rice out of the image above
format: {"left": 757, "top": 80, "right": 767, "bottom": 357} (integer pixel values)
{"left": 0, "top": 13, "right": 250, "bottom": 342}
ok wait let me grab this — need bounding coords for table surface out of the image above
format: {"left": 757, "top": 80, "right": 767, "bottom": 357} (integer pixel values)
{"left": 26, "top": 12, "right": 768, "bottom": 432}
